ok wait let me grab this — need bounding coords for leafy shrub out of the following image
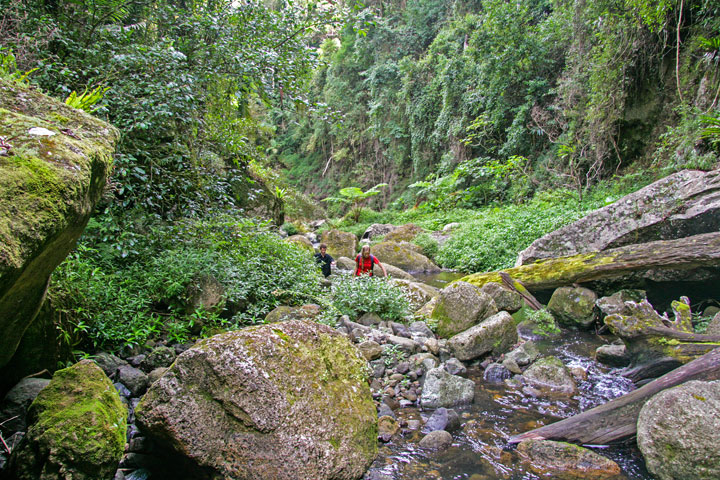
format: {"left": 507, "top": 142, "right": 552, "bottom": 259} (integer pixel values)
{"left": 50, "top": 217, "right": 322, "bottom": 353}
{"left": 413, "top": 232, "right": 439, "bottom": 261}
{"left": 525, "top": 308, "right": 560, "bottom": 336}
{"left": 327, "top": 275, "right": 411, "bottom": 322}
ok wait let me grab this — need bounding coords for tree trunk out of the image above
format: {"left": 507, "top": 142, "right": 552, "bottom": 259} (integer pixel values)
{"left": 461, "top": 232, "right": 720, "bottom": 292}
{"left": 508, "top": 347, "right": 720, "bottom": 446}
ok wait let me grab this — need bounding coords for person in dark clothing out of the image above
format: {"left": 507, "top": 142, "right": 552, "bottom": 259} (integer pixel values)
{"left": 314, "top": 243, "right": 335, "bottom": 277}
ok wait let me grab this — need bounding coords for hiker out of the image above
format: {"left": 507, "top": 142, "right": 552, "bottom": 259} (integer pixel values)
{"left": 354, "top": 244, "right": 387, "bottom": 277}
{"left": 314, "top": 243, "right": 335, "bottom": 278}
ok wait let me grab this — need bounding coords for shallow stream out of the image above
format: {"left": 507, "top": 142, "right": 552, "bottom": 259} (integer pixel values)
{"left": 364, "top": 329, "right": 654, "bottom": 480}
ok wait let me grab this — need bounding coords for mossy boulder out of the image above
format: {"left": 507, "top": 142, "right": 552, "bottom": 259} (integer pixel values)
{"left": 0, "top": 78, "right": 118, "bottom": 368}
{"left": 383, "top": 223, "right": 423, "bottom": 242}
{"left": 547, "top": 286, "right": 598, "bottom": 329}
{"left": 516, "top": 169, "right": 720, "bottom": 265}
{"left": 136, "top": 319, "right": 377, "bottom": 480}
{"left": 321, "top": 229, "right": 358, "bottom": 260}
{"left": 447, "top": 311, "right": 518, "bottom": 361}
{"left": 371, "top": 241, "right": 439, "bottom": 273}
{"left": 431, "top": 281, "right": 498, "bottom": 338}
{"left": 516, "top": 439, "right": 622, "bottom": 479}
{"left": 480, "top": 282, "right": 524, "bottom": 313}
{"left": 522, "top": 356, "right": 577, "bottom": 395}
{"left": 8, "top": 360, "right": 127, "bottom": 480}
{"left": 637, "top": 380, "right": 720, "bottom": 480}
{"left": 285, "top": 234, "right": 315, "bottom": 252}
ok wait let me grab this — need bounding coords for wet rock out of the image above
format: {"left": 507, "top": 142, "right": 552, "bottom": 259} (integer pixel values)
{"left": 637, "top": 380, "right": 720, "bottom": 480}
{"left": 140, "top": 346, "right": 177, "bottom": 372}
{"left": 444, "top": 358, "right": 467, "bottom": 377}
{"left": 480, "top": 282, "right": 523, "bottom": 313}
{"left": 117, "top": 365, "right": 149, "bottom": 397}
{"left": 419, "top": 430, "right": 453, "bottom": 450}
{"left": 136, "top": 320, "right": 376, "bottom": 480}
{"left": 420, "top": 368, "right": 475, "bottom": 408}
{"left": 7, "top": 360, "right": 126, "bottom": 480}
{"left": 378, "top": 415, "right": 400, "bottom": 442}
{"left": 422, "top": 407, "right": 459, "bottom": 433}
{"left": 359, "top": 340, "right": 384, "bottom": 361}
{"left": 432, "top": 281, "right": 499, "bottom": 338}
{"left": 595, "top": 343, "right": 630, "bottom": 367}
{"left": 483, "top": 363, "right": 511, "bottom": 383}
{"left": 447, "top": 311, "right": 517, "bottom": 361}
{"left": 504, "top": 341, "right": 541, "bottom": 367}
{"left": 596, "top": 290, "right": 647, "bottom": 318}
{"left": 0, "top": 377, "right": 51, "bottom": 433}
{"left": 548, "top": 286, "right": 598, "bottom": 328}
{"left": 377, "top": 403, "right": 395, "bottom": 418}
{"left": 516, "top": 439, "right": 622, "bottom": 479}
{"left": 501, "top": 358, "right": 522, "bottom": 375}
{"left": 93, "top": 352, "right": 128, "bottom": 378}
{"left": 522, "top": 356, "right": 577, "bottom": 395}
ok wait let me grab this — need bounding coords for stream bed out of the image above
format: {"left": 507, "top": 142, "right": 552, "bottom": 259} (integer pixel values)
{"left": 364, "top": 330, "right": 653, "bottom": 480}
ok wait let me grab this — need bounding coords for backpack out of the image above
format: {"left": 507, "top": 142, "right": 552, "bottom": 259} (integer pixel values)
{"left": 355, "top": 254, "right": 376, "bottom": 276}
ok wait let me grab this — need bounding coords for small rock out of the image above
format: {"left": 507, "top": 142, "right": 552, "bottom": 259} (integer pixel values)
{"left": 483, "top": 363, "right": 511, "bottom": 383}
{"left": 358, "top": 340, "right": 384, "bottom": 361}
{"left": 358, "top": 312, "right": 383, "bottom": 326}
{"left": 391, "top": 322, "right": 411, "bottom": 338}
{"left": 423, "top": 407, "right": 450, "bottom": 432}
{"left": 395, "top": 362, "right": 410, "bottom": 375}
{"left": 378, "top": 415, "right": 400, "bottom": 441}
{"left": 444, "top": 358, "right": 467, "bottom": 377}
{"left": 117, "top": 365, "right": 149, "bottom": 397}
{"left": 419, "top": 430, "right": 453, "bottom": 450}
{"left": 596, "top": 343, "right": 630, "bottom": 367}
{"left": 377, "top": 403, "right": 395, "bottom": 419}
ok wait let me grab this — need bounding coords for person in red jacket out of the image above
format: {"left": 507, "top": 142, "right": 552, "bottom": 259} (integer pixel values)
{"left": 355, "top": 244, "right": 387, "bottom": 277}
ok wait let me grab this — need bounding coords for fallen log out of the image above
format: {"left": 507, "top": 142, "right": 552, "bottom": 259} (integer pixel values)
{"left": 460, "top": 232, "right": 720, "bottom": 292}
{"left": 508, "top": 347, "right": 720, "bottom": 445}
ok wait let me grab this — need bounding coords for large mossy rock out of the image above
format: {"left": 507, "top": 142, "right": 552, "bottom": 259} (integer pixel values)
{"left": 547, "top": 286, "right": 598, "bottom": 329}
{"left": 431, "top": 281, "right": 498, "bottom": 338}
{"left": 370, "top": 241, "right": 439, "bottom": 273}
{"left": 516, "top": 439, "right": 622, "bottom": 480}
{"left": 637, "top": 380, "right": 720, "bottom": 480}
{"left": 522, "top": 356, "right": 577, "bottom": 395}
{"left": 136, "top": 319, "right": 377, "bottom": 480}
{"left": 321, "top": 229, "right": 358, "bottom": 260}
{"left": 447, "top": 311, "right": 517, "bottom": 361}
{"left": 516, "top": 169, "right": 720, "bottom": 265}
{"left": 419, "top": 367, "right": 475, "bottom": 408}
{"left": 0, "top": 78, "right": 118, "bottom": 368}
{"left": 8, "top": 360, "right": 127, "bottom": 480}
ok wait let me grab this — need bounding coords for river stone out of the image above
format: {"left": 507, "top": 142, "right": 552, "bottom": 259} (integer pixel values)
{"left": 379, "top": 263, "right": 415, "bottom": 281}
{"left": 384, "top": 224, "right": 423, "bottom": 242}
{"left": 0, "top": 377, "right": 51, "bottom": 433}
{"left": 136, "top": 320, "right": 376, "bottom": 480}
{"left": 504, "top": 341, "right": 541, "bottom": 368}
{"left": 444, "top": 358, "right": 467, "bottom": 376}
{"left": 447, "top": 311, "right": 517, "bottom": 361}
{"left": 335, "top": 256, "right": 356, "bottom": 271}
{"left": 480, "top": 282, "right": 524, "bottom": 313}
{"left": 391, "top": 279, "right": 439, "bottom": 308}
{"left": 377, "top": 415, "right": 400, "bottom": 442}
{"left": 8, "top": 360, "right": 127, "bottom": 480}
{"left": 432, "top": 281, "right": 498, "bottom": 338}
{"left": 117, "top": 365, "right": 149, "bottom": 397}
{"left": 516, "top": 169, "right": 720, "bottom": 265}
{"left": 596, "top": 289, "right": 647, "bottom": 318}
{"left": 547, "top": 286, "right": 598, "bottom": 328}
{"left": 483, "top": 363, "right": 512, "bottom": 383}
{"left": 522, "top": 356, "right": 577, "bottom": 395}
{"left": 0, "top": 79, "right": 118, "bottom": 369}
{"left": 362, "top": 223, "right": 396, "bottom": 240}
{"left": 418, "top": 430, "right": 453, "bottom": 450}
{"left": 516, "top": 439, "right": 622, "bottom": 479}
{"left": 637, "top": 380, "right": 720, "bottom": 480}
{"left": 140, "top": 346, "right": 177, "bottom": 372}
{"left": 419, "top": 367, "right": 475, "bottom": 408}
{"left": 358, "top": 340, "right": 384, "bottom": 361}
{"left": 284, "top": 234, "right": 315, "bottom": 252}
{"left": 321, "top": 229, "right": 358, "bottom": 260}
{"left": 595, "top": 343, "right": 630, "bottom": 367}
{"left": 371, "top": 241, "right": 440, "bottom": 273}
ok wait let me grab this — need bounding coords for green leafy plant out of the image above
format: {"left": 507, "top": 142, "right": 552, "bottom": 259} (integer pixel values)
{"left": 526, "top": 308, "right": 560, "bottom": 336}
{"left": 64, "top": 85, "right": 110, "bottom": 113}
{"left": 322, "top": 183, "right": 388, "bottom": 223}
{"left": 0, "top": 48, "right": 36, "bottom": 83}
{"left": 327, "top": 275, "right": 411, "bottom": 322}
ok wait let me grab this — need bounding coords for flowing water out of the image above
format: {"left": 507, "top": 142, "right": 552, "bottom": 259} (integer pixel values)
{"left": 364, "top": 330, "right": 654, "bottom": 480}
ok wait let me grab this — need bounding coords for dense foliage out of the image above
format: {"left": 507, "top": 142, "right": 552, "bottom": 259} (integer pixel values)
{"left": 325, "top": 275, "right": 412, "bottom": 322}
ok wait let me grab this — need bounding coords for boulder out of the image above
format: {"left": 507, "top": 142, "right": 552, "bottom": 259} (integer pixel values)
{"left": 391, "top": 279, "right": 439, "bottom": 308}
{"left": 707, "top": 312, "right": 720, "bottom": 335}
{"left": 516, "top": 169, "right": 720, "bottom": 265}
{"left": 595, "top": 343, "right": 631, "bottom": 367}
{"left": 637, "top": 380, "right": 720, "bottom": 480}
{"left": 480, "top": 282, "right": 524, "bottom": 313}
{"left": 140, "top": 346, "right": 177, "bottom": 372}
{"left": 447, "top": 311, "right": 517, "bottom": 361}
{"left": 384, "top": 224, "right": 423, "bottom": 242}
{"left": 522, "top": 356, "right": 577, "bottom": 395}
{"left": 184, "top": 273, "right": 225, "bottom": 316}
{"left": 335, "top": 256, "right": 356, "bottom": 271}
{"left": 136, "top": 320, "right": 376, "bottom": 480}
{"left": 370, "top": 241, "right": 440, "bottom": 274}
{"left": 432, "top": 281, "right": 498, "bottom": 338}
{"left": 0, "top": 377, "right": 50, "bottom": 433}
{"left": 8, "top": 360, "right": 127, "bottom": 480}
{"left": 0, "top": 78, "right": 118, "bottom": 368}
{"left": 379, "top": 263, "right": 415, "bottom": 281}
{"left": 362, "top": 223, "right": 396, "bottom": 240}
{"left": 285, "top": 234, "right": 315, "bottom": 252}
{"left": 321, "top": 229, "right": 358, "bottom": 260}
{"left": 547, "top": 286, "right": 598, "bottom": 328}
{"left": 516, "top": 439, "right": 622, "bottom": 479}
{"left": 419, "top": 367, "right": 475, "bottom": 408}
{"left": 264, "top": 304, "right": 322, "bottom": 323}
{"left": 596, "top": 289, "right": 647, "bottom": 318}
{"left": 418, "top": 430, "right": 453, "bottom": 450}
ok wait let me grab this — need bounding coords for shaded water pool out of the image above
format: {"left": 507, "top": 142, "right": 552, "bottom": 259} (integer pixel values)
{"left": 364, "top": 331, "right": 653, "bottom": 480}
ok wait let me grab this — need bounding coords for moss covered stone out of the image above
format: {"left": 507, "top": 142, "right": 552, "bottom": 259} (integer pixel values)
{"left": 0, "top": 78, "right": 118, "bottom": 368}
{"left": 371, "top": 241, "right": 439, "bottom": 273}
{"left": 8, "top": 360, "right": 127, "bottom": 480}
{"left": 432, "top": 281, "right": 498, "bottom": 338}
{"left": 136, "top": 319, "right": 377, "bottom": 480}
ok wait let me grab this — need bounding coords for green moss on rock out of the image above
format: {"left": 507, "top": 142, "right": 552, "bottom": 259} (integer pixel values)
{"left": 8, "top": 360, "right": 127, "bottom": 480}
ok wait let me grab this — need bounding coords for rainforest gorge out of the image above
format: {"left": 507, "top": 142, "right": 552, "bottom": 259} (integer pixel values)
{"left": 1, "top": 0, "right": 720, "bottom": 478}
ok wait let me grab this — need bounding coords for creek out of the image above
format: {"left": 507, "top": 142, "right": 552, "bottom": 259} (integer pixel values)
{"left": 365, "top": 330, "right": 652, "bottom": 480}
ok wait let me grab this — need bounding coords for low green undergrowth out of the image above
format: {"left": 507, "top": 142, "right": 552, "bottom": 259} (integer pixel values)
{"left": 324, "top": 275, "right": 411, "bottom": 323}
{"left": 50, "top": 216, "right": 322, "bottom": 354}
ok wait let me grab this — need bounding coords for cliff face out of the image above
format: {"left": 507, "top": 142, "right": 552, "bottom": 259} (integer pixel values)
{"left": 0, "top": 78, "right": 118, "bottom": 368}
